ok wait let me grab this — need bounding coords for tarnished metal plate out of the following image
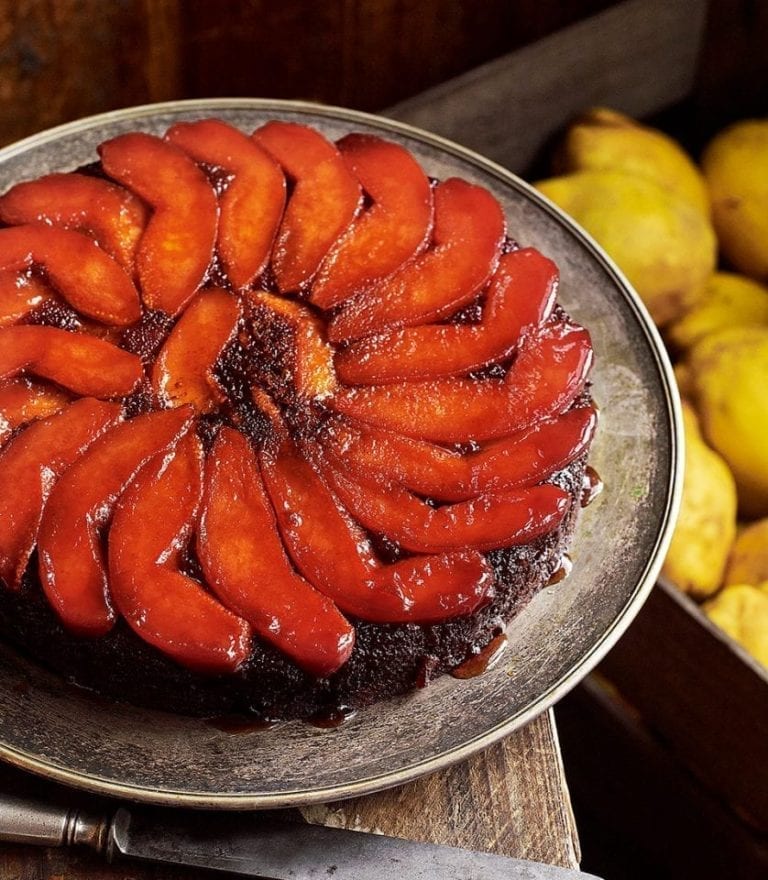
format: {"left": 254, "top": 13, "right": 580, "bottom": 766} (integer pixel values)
{"left": 0, "top": 99, "right": 682, "bottom": 808}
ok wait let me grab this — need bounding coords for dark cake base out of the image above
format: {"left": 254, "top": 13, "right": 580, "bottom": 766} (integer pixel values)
{"left": 0, "top": 455, "right": 587, "bottom": 722}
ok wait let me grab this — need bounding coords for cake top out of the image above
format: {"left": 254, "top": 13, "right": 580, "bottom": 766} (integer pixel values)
{"left": 0, "top": 119, "right": 595, "bottom": 679}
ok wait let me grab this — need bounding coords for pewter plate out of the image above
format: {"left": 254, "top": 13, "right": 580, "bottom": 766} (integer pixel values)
{"left": 0, "top": 99, "right": 682, "bottom": 808}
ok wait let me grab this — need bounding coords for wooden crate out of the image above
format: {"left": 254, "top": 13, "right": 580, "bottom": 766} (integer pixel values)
{"left": 386, "top": 0, "right": 768, "bottom": 846}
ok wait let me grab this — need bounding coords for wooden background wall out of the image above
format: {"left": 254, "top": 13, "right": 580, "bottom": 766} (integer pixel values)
{"left": 0, "top": 0, "right": 766, "bottom": 150}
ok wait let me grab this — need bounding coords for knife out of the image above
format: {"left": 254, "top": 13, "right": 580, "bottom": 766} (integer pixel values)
{"left": 0, "top": 789, "right": 602, "bottom": 879}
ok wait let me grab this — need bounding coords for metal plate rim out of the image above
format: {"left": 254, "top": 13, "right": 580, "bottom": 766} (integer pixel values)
{"left": 0, "top": 97, "right": 683, "bottom": 808}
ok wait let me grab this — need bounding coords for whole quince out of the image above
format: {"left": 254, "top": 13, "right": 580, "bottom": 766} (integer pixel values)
{"left": 724, "top": 518, "right": 768, "bottom": 586}
{"left": 662, "top": 401, "right": 737, "bottom": 598}
{"left": 685, "top": 325, "right": 768, "bottom": 517}
{"left": 558, "top": 107, "right": 710, "bottom": 216}
{"left": 702, "top": 119, "right": 768, "bottom": 282}
{"left": 704, "top": 583, "right": 768, "bottom": 668}
{"left": 667, "top": 271, "right": 768, "bottom": 351}
{"left": 535, "top": 170, "right": 716, "bottom": 325}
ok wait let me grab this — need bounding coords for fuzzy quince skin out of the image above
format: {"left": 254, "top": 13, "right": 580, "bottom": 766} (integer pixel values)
{"left": 704, "top": 584, "right": 768, "bottom": 668}
{"left": 685, "top": 326, "right": 768, "bottom": 517}
{"left": 702, "top": 119, "right": 768, "bottom": 282}
{"left": 662, "top": 401, "right": 737, "bottom": 598}
{"left": 667, "top": 272, "right": 768, "bottom": 351}
{"left": 535, "top": 169, "right": 716, "bottom": 326}
{"left": 558, "top": 107, "right": 709, "bottom": 216}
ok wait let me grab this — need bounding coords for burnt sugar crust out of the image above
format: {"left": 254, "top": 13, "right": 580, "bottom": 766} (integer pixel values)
{"left": 0, "top": 119, "right": 597, "bottom": 721}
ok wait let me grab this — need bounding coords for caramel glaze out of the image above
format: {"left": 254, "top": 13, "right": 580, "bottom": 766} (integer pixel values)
{"left": 581, "top": 466, "right": 603, "bottom": 508}
{"left": 451, "top": 633, "right": 508, "bottom": 679}
{"left": 547, "top": 553, "right": 573, "bottom": 586}
{"left": 206, "top": 715, "right": 278, "bottom": 734}
{"left": 309, "top": 704, "right": 357, "bottom": 728}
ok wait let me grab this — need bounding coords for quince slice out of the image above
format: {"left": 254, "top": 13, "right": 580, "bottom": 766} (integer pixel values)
{"left": 259, "top": 432, "right": 493, "bottom": 623}
{"left": 336, "top": 248, "right": 557, "bottom": 383}
{"left": 152, "top": 288, "right": 240, "bottom": 412}
{"left": 310, "top": 134, "right": 433, "bottom": 308}
{"left": 166, "top": 119, "right": 286, "bottom": 288}
{"left": 0, "top": 398, "right": 121, "bottom": 588}
{"left": 323, "top": 405, "right": 596, "bottom": 502}
{"left": 0, "top": 270, "right": 54, "bottom": 327}
{"left": 197, "top": 427, "right": 354, "bottom": 677}
{"left": 0, "top": 172, "right": 148, "bottom": 273}
{"left": 0, "top": 326, "right": 143, "bottom": 398}
{"left": 0, "top": 226, "right": 141, "bottom": 325}
{"left": 248, "top": 291, "right": 337, "bottom": 399}
{"left": 253, "top": 121, "right": 362, "bottom": 292}
{"left": 37, "top": 406, "right": 194, "bottom": 637}
{"left": 324, "top": 453, "right": 570, "bottom": 553}
{"left": 332, "top": 321, "right": 593, "bottom": 443}
{"left": 99, "top": 133, "right": 218, "bottom": 316}
{"left": 109, "top": 431, "right": 252, "bottom": 675}
{"left": 328, "top": 178, "right": 505, "bottom": 343}
{"left": 0, "top": 379, "right": 71, "bottom": 445}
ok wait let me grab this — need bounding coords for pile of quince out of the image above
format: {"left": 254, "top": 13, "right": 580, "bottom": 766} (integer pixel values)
{"left": 535, "top": 109, "right": 768, "bottom": 669}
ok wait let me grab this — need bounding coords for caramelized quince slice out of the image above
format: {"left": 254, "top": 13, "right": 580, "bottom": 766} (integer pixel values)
{"left": 37, "top": 406, "right": 194, "bottom": 637}
{"left": 166, "top": 119, "right": 286, "bottom": 289}
{"left": 108, "top": 431, "right": 252, "bottom": 675}
{"left": 152, "top": 288, "right": 240, "bottom": 412}
{"left": 332, "top": 321, "right": 593, "bottom": 443}
{"left": 253, "top": 121, "right": 362, "bottom": 292}
{"left": 0, "top": 226, "right": 141, "bottom": 325}
{"left": 324, "top": 453, "right": 571, "bottom": 553}
{"left": 323, "top": 405, "right": 597, "bottom": 502}
{"left": 99, "top": 133, "right": 218, "bottom": 316}
{"left": 259, "top": 432, "right": 493, "bottom": 623}
{"left": 336, "top": 248, "right": 557, "bottom": 384}
{"left": 0, "top": 326, "right": 143, "bottom": 398}
{"left": 248, "top": 291, "right": 337, "bottom": 399}
{"left": 0, "top": 270, "right": 54, "bottom": 327}
{"left": 310, "top": 134, "right": 434, "bottom": 309}
{"left": 0, "top": 398, "right": 121, "bottom": 589}
{"left": 0, "top": 172, "right": 148, "bottom": 273}
{"left": 197, "top": 427, "right": 354, "bottom": 677}
{"left": 0, "top": 379, "right": 71, "bottom": 446}
{"left": 328, "top": 178, "right": 505, "bottom": 343}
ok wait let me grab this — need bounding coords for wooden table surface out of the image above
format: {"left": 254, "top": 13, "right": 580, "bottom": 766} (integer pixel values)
{"left": 0, "top": 709, "right": 579, "bottom": 878}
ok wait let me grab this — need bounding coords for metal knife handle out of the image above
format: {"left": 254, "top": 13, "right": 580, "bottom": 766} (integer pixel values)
{"left": 0, "top": 790, "right": 110, "bottom": 852}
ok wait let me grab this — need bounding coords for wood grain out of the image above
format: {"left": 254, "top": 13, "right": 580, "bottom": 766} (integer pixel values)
{"left": 0, "top": 711, "right": 578, "bottom": 878}
{"left": 0, "top": 0, "right": 617, "bottom": 148}
{"left": 599, "top": 580, "right": 768, "bottom": 833}
{"left": 387, "top": 0, "right": 708, "bottom": 174}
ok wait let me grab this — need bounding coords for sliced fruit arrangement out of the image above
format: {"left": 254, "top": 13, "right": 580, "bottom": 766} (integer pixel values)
{"left": 335, "top": 247, "right": 558, "bottom": 384}
{"left": 328, "top": 177, "right": 505, "bottom": 343}
{"left": 166, "top": 119, "right": 286, "bottom": 289}
{"left": 0, "top": 172, "right": 148, "bottom": 273}
{"left": 253, "top": 121, "right": 362, "bottom": 292}
{"left": 108, "top": 431, "right": 253, "bottom": 675}
{"left": 0, "top": 225, "right": 141, "bottom": 325}
{"left": 0, "top": 117, "right": 597, "bottom": 683}
{"left": 310, "top": 133, "right": 434, "bottom": 309}
{"left": 152, "top": 287, "right": 240, "bottom": 412}
{"left": 99, "top": 132, "right": 218, "bottom": 316}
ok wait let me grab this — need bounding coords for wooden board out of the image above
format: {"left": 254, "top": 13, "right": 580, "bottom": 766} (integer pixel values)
{"left": 0, "top": 710, "right": 579, "bottom": 878}
{"left": 387, "top": 0, "right": 708, "bottom": 174}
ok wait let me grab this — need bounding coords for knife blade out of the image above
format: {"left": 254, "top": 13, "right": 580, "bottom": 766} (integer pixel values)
{"left": 0, "top": 789, "right": 602, "bottom": 879}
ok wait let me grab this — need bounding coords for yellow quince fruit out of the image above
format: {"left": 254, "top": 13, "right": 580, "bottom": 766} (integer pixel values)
{"left": 702, "top": 119, "right": 768, "bottom": 282}
{"left": 704, "top": 584, "right": 768, "bottom": 668}
{"left": 558, "top": 107, "right": 710, "bottom": 216}
{"left": 535, "top": 170, "right": 716, "bottom": 325}
{"left": 666, "top": 272, "right": 768, "bottom": 351}
{"left": 724, "top": 518, "right": 768, "bottom": 586}
{"left": 662, "top": 401, "right": 737, "bottom": 598}
{"left": 685, "top": 325, "right": 768, "bottom": 517}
